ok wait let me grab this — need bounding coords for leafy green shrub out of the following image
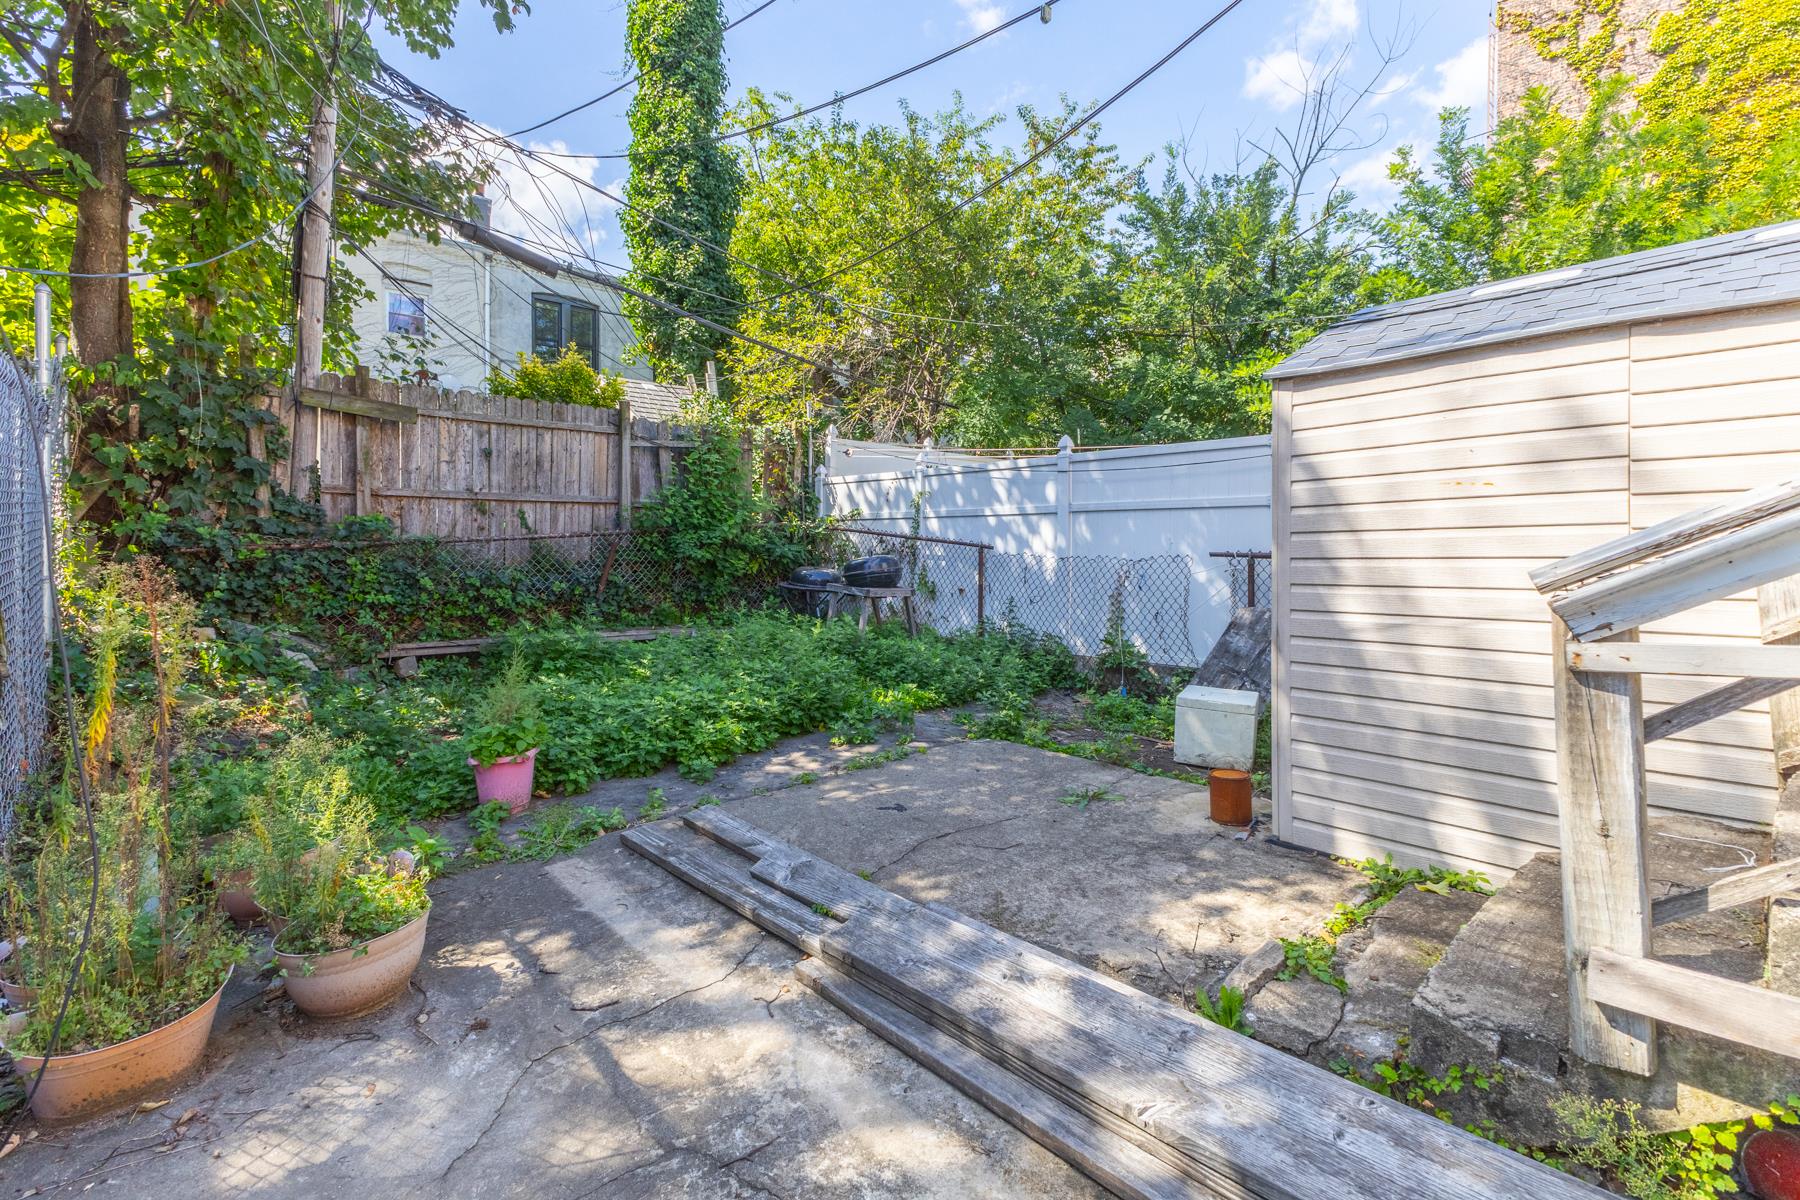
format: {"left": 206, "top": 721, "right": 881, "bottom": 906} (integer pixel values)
{"left": 468, "top": 800, "right": 510, "bottom": 835}
{"left": 486, "top": 346, "right": 625, "bottom": 408}
{"left": 463, "top": 651, "right": 548, "bottom": 765}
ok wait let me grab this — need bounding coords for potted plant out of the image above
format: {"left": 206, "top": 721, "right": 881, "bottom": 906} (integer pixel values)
{"left": 247, "top": 737, "right": 431, "bottom": 1019}
{"left": 204, "top": 831, "right": 264, "bottom": 926}
{"left": 0, "top": 567, "right": 246, "bottom": 1121}
{"left": 464, "top": 651, "right": 547, "bottom": 816}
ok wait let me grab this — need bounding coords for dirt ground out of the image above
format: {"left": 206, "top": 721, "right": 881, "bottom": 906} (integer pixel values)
{"left": 1, "top": 718, "right": 1358, "bottom": 1199}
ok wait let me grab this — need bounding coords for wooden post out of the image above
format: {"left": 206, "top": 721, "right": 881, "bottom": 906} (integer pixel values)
{"left": 976, "top": 545, "right": 987, "bottom": 634}
{"left": 1758, "top": 577, "right": 1800, "bottom": 993}
{"left": 1552, "top": 616, "right": 1656, "bottom": 1076}
{"left": 293, "top": 0, "right": 344, "bottom": 388}
{"left": 351, "top": 368, "right": 372, "bottom": 516}
{"left": 617, "top": 392, "right": 634, "bottom": 530}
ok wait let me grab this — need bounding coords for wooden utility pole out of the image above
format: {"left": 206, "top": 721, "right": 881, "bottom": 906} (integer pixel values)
{"left": 294, "top": 0, "right": 346, "bottom": 390}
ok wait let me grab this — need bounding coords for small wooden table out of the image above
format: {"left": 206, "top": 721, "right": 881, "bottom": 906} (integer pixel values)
{"left": 780, "top": 582, "right": 919, "bottom": 635}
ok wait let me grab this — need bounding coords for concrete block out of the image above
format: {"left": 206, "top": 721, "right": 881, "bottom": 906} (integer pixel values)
{"left": 1174, "top": 684, "right": 1260, "bottom": 771}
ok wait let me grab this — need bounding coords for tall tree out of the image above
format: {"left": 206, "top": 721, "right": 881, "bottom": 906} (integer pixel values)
{"left": 0, "top": 0, "right": 519, "bottom": 530}
{"left": 621, "top": 0, "right": 744, "bottom": 383}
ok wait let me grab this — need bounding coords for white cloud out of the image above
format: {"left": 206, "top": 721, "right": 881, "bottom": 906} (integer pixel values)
{"left": 1416, "top": 36, "right": 1489, "bottom": 114}
{"left": 954, "top": 0, "right": 1005, "bottom": 34}
{"left": 1337, "top": 137, "right": 1406, "bottom": 205}
{"left": 1242, "top": 0, "right": 1362, "bottom": 112}
{"left": 483, "top": 139, "right": 619, "bottom": 262}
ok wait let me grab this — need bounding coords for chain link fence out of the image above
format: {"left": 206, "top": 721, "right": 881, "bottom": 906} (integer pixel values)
{"left": 832, "top": 526, "right": 1199, "bottom": 668}
{"left": 1212, "top": 550, "right": 1272, "bottom": 610}
{"left": 0, "top": 353, "right": 55, "bottom": 839}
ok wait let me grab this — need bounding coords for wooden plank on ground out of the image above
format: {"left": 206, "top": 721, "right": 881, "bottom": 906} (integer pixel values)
{"left": 663, "top": 813, "right": 1605, "bottom": 1198}
{"left": 1588, "top": 950, "right": 1800, "bottom": 1060}
{"left": 620, "top": 824, "right": 826, "bottom": 955}
{"left": 818, "top": 904, "right": 1604, "bottom": 1200}
{"left": 1194, "top": 607, "right": 1272, "bottom": 704}
{"left": 373, "top": 626, "right": 696, "bottom": 660}
{"left": 796, "top": 961, "right": 1219, "bottom": 1200}
{"left": 1651, "top": 856, "right": 1800, "bottom": 927}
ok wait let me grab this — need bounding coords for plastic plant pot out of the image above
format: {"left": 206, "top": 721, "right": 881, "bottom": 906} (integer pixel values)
{"left": 470, "top": 747, "right": 538, "bottom": 817}
{"left": 275, "top": 909, "right": 430, "bottom": 1020}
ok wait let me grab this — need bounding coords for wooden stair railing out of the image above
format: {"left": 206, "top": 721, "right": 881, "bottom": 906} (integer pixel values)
{"left": 1534, "top": 477, "right": 1800, "bottom": 1075}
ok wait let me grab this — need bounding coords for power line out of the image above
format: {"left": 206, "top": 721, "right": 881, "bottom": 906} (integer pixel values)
{"left": 0, "top": 143, "right": 349, "bottom": 280}
{"left": 536, "top": 0, "right": 1066, "bottom": 162}
{"left": 494, "top": 0, "right": 784, "bottom": 142}
{"left": 755, "top": 0, "right": 1250, "bottom": 305}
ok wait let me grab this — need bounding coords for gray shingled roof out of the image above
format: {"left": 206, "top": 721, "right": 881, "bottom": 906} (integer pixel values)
{"left": 1266, "top": 219, "right": 1800, "bottom": 380}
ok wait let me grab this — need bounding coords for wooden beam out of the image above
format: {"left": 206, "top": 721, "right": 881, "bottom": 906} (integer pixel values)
{"left": 1652, "top": 856, "right": 1800, "bottom": 926}
{"left": 1531, "top": 475, "right": 1800, "bottom": 594}
{"left": 299, "top": 385, "right": 418, "bottom": 424}
{"left": 796, "top": 961, "right": 1214, "bottom": 1200}
{"left": 1551, "top": 507, "right": 1800, "bottom": 641}
{"left": 1761, "top": 576, "right": 1800, "bottom": 994}
{"left": 1553, "top": 617, "right": 1656, "bottom": 1076}
{"left": 618, "top": 392, "right": 634, "bottom": 530}
{"left": 1588, "top": 949, "right": 1800, "bottom": 1060}
{"left": 1643, "top": 678, "right": 1800, "bottom": 743}
{"left": 371, "top": 626, "right": 694, "bottom": 660}
{"left": 1567, "top": 641, "right": 1800, "bottom": 678}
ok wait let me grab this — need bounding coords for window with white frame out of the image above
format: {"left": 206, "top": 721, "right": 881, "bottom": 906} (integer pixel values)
{"left": 386, "top": 292, "right": 427, "bottom": 336}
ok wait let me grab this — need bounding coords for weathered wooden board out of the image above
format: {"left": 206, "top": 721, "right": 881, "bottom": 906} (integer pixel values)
{"left": 677, "top": 812, "right": 1606, "bottom": 1200}
{"left": 278, "top": 372, "right": 693, "bottom": 538}
{"left": 1643, "top": 678, "right": 1800, "bottom": 743}
{"left": 620, "top": 823, "right": 826, "bottom": 954}
{"left": 1550, "top": 506, "right": 1800, "bottom": 641}
{"left": 1588, "top": 950, "right": 1800, "bottom": 1060}
{"left": 1553, "top": 618, "right": 1655, "bottom": 1076}
{"left": 1651, "top": 856, "right": 1800, "bottom": 927}
{"left": 1567, "top": 641, "right": 1800, "bottom": 678}
{"left": 796, "top": 961, "right": 1220, "bottom": 1200}
{"left": 1531, "top": 475, "right": 1800, "bottom": 593}
{"left": 1193, "top": 607, "right": 1271, "bottom": 703}
{"left": 818, "top": 903, "right": 1604, "bottom": 1200}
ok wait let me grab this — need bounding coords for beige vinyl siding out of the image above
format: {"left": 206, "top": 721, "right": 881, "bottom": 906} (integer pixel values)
{"left": 1273, "top": 329, "right": 1631, "bottom": 875}
{"left": 1626, "top": 302, "right": 1800, "bottom": 828}
{"left": 1273, "top": 301, "right": 1800, "bottom": 876}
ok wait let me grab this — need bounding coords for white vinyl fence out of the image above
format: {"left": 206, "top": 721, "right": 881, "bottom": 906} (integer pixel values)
{"left": 816, "top": 431, "right": 1272, "bottom": 666}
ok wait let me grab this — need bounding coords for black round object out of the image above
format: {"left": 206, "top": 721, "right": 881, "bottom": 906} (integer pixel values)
{"left": 784, "top": 567, "right": 843, "bottom": 617}
{"left": 842, "top": 554, "right": 902, "bottom": 589}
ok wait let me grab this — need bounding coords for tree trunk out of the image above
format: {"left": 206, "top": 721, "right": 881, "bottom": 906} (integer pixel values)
{"left": 60, "top": 9, "right": 132, "bottom": 370}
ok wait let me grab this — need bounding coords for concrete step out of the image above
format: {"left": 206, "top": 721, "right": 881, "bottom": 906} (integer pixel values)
{"left": 1407, "top": 816, "right": 1791, "bottom": 1144}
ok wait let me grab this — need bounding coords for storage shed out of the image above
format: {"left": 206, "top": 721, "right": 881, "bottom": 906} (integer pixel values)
{"left": 1266, "top": 220, "right": 1800, "bottom": 876}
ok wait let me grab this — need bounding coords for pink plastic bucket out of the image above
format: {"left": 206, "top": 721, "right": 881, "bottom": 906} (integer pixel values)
{"left": 470, "top": 747, "right": 538, "bottom": 815}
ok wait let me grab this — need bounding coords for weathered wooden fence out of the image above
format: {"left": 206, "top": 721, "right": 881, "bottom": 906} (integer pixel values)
{"left": 276, "top": 369, "right": 693, "bottom": 539}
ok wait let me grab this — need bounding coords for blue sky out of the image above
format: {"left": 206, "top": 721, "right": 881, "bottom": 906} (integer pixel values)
{"left": 377, "top": 0, "right": 1493, "bottom": 269}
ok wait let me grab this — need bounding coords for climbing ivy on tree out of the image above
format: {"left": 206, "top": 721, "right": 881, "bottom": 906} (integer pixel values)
{"left": 621, "top": 0, "right": 745, "bottom": 384}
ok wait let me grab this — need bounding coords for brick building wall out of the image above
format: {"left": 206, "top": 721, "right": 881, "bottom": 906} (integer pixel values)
{"left": 1491, "top": 0, "right": 1681, "bottom": 121}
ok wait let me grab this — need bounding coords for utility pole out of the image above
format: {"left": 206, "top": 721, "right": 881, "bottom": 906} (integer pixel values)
{"left": 294, "top": 0, "right": 346, "bottom": 389}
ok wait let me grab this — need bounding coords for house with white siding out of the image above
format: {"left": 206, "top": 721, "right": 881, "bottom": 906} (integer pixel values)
{"left": 1266, "top": 219, "right": 1800, "bottom": 876}
{"left": 339, "top": 201, "right": 692, "bottom": 420}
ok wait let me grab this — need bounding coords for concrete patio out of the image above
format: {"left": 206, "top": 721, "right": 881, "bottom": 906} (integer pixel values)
{"left": 2, "top": 725, "right": 1361, "bottom": 1198}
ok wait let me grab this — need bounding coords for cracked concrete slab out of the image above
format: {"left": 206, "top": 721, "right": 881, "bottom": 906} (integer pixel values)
{"left": 718, "top": 737, "right": 1364, "bottom": 1004}
{"left": 2, "top": 728, "right": 1359, "bottom": 1197}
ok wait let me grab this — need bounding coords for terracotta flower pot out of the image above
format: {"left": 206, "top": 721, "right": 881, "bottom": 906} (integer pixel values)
{"left": 7, "top": 972, "right": 230, "bottom": 1122}
{"left": 216, "top": 868, "right": 263, "bottom": 927}
{"left": 470, "top": 748, "right": 538, "bottom": 816}
{"left": 1, "top": 976, "right": 38, "bottom": 1008}
{"left": 275, "top": 909, "right": 429, "bottom": 1019}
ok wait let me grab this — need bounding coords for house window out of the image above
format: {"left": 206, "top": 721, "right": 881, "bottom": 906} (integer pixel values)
{"left": 386, "top": 293, "right": 427, "bottom": 337}
{"left": 531, "top": 294, "right": 600, "bottom": 366}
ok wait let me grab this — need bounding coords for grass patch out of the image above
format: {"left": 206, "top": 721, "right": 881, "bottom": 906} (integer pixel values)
{"left": 1058, "top": 785, "right": 1123, "bottom": 811}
